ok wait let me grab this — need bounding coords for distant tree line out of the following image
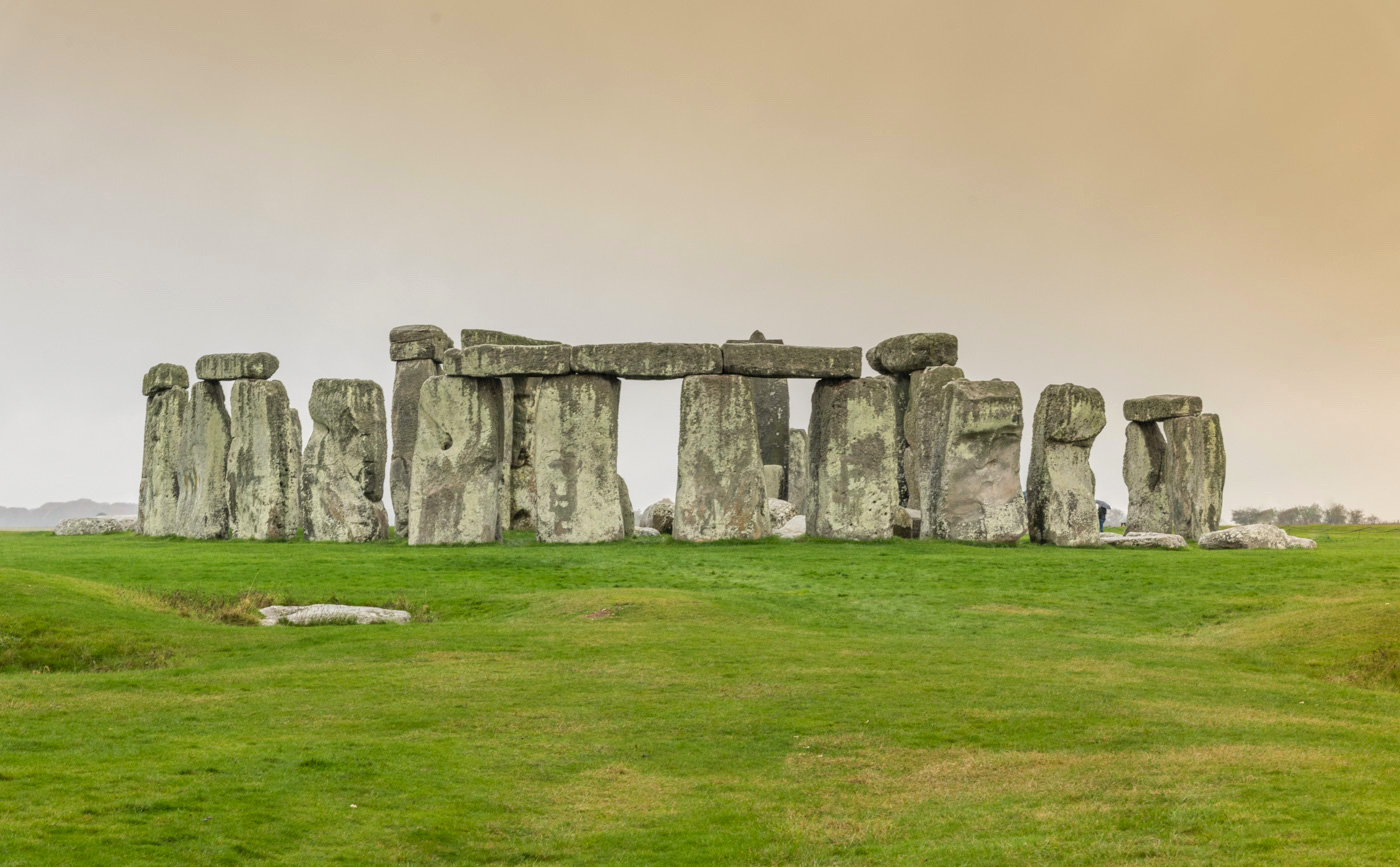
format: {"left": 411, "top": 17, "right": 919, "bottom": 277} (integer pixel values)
{"left": 1230, "top": 504, "right": 1387, "bottom": 526}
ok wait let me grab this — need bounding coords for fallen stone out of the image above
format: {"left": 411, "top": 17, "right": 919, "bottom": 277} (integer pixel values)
{"left": 808, "top": 377, "right": 899, "bottom": 540}
{"left": 533, "top": 375, "right": 625, "bottom": 543}
{"left": 138, "top": 382, "right": 187, "bottom": 536}
{"left": 407, "top": 375, "right": 504, "bottom": 545}
{"left": 444, "top": 344, "right": 573, "bottom": 377}
{"left": 461, "top": 329, "right": 561, "bottom": 348}
{"left": 55, "top": 516, "right": 137, "bottom": 536}
{"left": 175, "top": 380, "right": 232, "bottom": 539}
{"left": 142, "top": 363, "right": 189, "bottom": 396}
{"left": 390, "top": 324, "right": 454, "bottom": 362}
{"left": 892, "top": 507, "right": 922, "bottom": 539}
{"left": 259, "top": 604, "right": 410, "bottom": 626}
{"left": 784, "top": 429, "right": 810, "bottom": 516}
{"left": 909, "top": 365, "right": 965, "bottom": 526}
{"left": 762, "top": 464, "right": 784, "bottom": 500}
{"left": 642, "top": 498, "right": 674, "bottom": 534}
{"left": 767, "top": 498, "right": 797, "bottom": 529}
{"left": 721, "top": 343, "right": 863, "bottom": 379}
{"left": 773, "top": 514, "right": 807, "bottom": 539}
{"left": 619, "top": 475, "right": 635, "bottom": 537}
{"left": 571, "top": 343, "right": 722, "bottom": 379}
{"left": 1123, "top": 421, "right": 1172, "bottom": 535}
{"left": 1198, "top": 523, "right": 1288, "bottom": 550}
{"left": 390, "top": 358, "right": 440, "bottom": 537}
{"left": 1098, "top": 532, "right": 1187, "bottom": 549}
{"left": 196, "top": 352, "right": 280, "bottom": 381}
{"left": 1124, "top": 394, "right": 1203, "bottom": 423}
{"left": 227, "top": 379, "right": 300, "bottom": 539}
{"left": 301, "top": 379, "right": 390, "bottom": 543}
{"left": 1162, "top": 413, "right": 1226, "bottom": 541}
{"left": 674, "top": 375, "right": 770, "bottom": 541}
{"left": 1287, "top": 535, "right": 1318, "bottom": 549}
{"left": 923, "top": 379, "right": 1026, "bottom": 543}
{"left": 866, "top": 333, "right": 959, "bottom": 375}
{"left": 633, "top": 526, "right": 661, "bottom": 537}
{"left": 1026, "top": 384, "right": 1107, "bottom": 547}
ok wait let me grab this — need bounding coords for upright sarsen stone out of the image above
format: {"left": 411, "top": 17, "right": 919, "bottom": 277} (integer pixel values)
{"left": 407, "top": 376, "right": 504, "bottom": 545}
{"left": 302, "top": 379, "right": 390, "bottom": 542}
{"left": 784, "top": 428, "right": 810, "bottom": 516}
{"left": 725, "top": 332, "right": 791, "bottom": 480}
{"left": 1163, "top": 413, "right": 1226, "bottom": 541}
{"left": 228, "top": 379, "right": 301, "bottom": 540}
{"left": 910, "top": 365, "right": 965, "bottom": 528}
{"left": 674, "top": 375, "right": 770, "bottom": 541}
{"left": 1123, "top": 421, "right": 1171, "bottom": 534}
{"left": 390, "top": 358, "right": 440, "bottom": 536}
{"left": 1026, "top": 384, "right": 1106, "bottom": 547}
{"left": 138, "top": 367, "right": 188, "bottom": 536}
{"left": 808, "top": 377, "right": 899, "bottom": 540}
{"left": 175, "top": 380, "right": 232, "bottom": 539}
{"left": 533, "top": 375, "right": 625, "bottom": 543}
{"left": 923, "top": 379, "right": 1026, "bottom": 543}
{"left": 507, "top": 376, "right": 543, "bottom": 530}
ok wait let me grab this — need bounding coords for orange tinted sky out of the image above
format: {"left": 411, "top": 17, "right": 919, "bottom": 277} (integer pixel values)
{"left": 1, "top": 0, "right": 1397, "bottom": 516}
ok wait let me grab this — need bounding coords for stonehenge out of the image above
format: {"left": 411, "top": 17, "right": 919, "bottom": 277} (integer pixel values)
{"left": 1026, "top": 384, "right": 1107, "bottom": 547}
{"left": 1122, "top": 395, "right": 1225, "bottom": 541}
{"left": 135, "top": 328, "right": 1228, "bottom": 550}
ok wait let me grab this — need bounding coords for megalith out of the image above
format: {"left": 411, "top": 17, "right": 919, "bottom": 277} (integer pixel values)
{"left": 725, "top": 331, "right": 791, "bottom": 493}
{"left": 389, "top": 324, "right": 453, "bottom": 537}
{"left": 533, "top": 375, "right": 625, "bottom": 543}
{"left": 868, "top": 333, "right": 960, "bottom": 507}
{"left": 674, "top": 375, "right": 770, "bottom": 542}
{"left": 302, "top": 379, "right": 390, "bottom": 542}
{"left": 909, "top": 365, "right": 965, "bottom": 529}
{"left": 619, "top": 475, "right": 635, "bottom": 537}
{"left": 808, "top": 377, "right": 899, "bottom": 540}
{"left": 407, "top": 375, "right": 504, "bottom": 545}
{"left": 507, "top": 376, "right": 543, "bottom": 530}
{"left": 138, "top": 364, "right": 188, "bottom": 536}
{"left": 1163, "top": 413, "right": 1226, "bottom": 541}
{"left": 1026, "top": 384, "right": 1106, "bottom": 547}
{"left": 175, "top": 380, "right": 231, "bottom": 539}
{"left": 922, "top": 379, "right": 1026, "bottom": 543}
{"left": 228, "top": 378, "right": 301, "bottom": 540}
{"left": 1123, "top": 421, "right": 1170, "bottom": 534}
{"left": 784, "top": 428, "right": 810, "bottom": 516}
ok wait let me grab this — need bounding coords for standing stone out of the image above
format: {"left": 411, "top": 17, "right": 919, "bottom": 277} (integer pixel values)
{"left": 301, "top": 379, "right": 389, "bottom": 543}
{"left": 534, "top": 375, "right": 625, "bottom": 543}
{"left": 1026, "top": 384, "right": 1107, "bottom": 547}
{"left": 228, "top": 379, "right": 301, "bottom": 540}
{"left": 903, "top": 446, "right": 919, "bottom": 511}
{"left": 507, "top": 376, "right": 543, "bottom": 530}
{"left": 1163, "top": 413, "right": 1226, "bottom": 541}
{"left": 407, "top": 376, "right": 504, "bottom": 545}
{"left": 175, "top": 380, "right": 231, "bottom": 539}
{"left": 762, "top": 464, "right": 784, "bottom": 500}
{"left": 619, "top": 476, "right": 635, "bottom": 537}
{"left": 138, "top": 367, "right": 188, "bottom": 536}
{"left": 286, "top": 408, "right": 303, "bottom": 535}
{"left": 808, "top": 377, "right": 899, "bottom": 540}
{"left": 642, "top": 499, "right": 674, "bottom": 534}
{"left": 922, "top": 379, "right": 1026, "bottom": 543}
{"left": 390, "top": 325, "right": 452, "bottom": 538}
{"left": 1123, "top": 421, "right": 1171, "bottom": 534}
{"left": 674, "top": 375, "right": 770, "bottom": 542}
{"left": 784, "top": 429, "right": 810, "bottom": 516}
{"left": 726, "top": 332, "right": 791, "bottom": 490}
{"left": 910, "top": 365, "right": 966, "bottom": 529}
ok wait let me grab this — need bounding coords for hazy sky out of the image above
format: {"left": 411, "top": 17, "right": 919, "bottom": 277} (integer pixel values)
{"left": 2, "top": 1, "right": 1397, "bottom": 518}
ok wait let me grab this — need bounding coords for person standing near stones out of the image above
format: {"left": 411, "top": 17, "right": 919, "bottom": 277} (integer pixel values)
{"left": 1097, "top": 499, "right": 1110, "bottom": 532}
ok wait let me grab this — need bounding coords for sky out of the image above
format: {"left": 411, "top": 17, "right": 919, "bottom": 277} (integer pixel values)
{"left": 1, "top": 0, "right": 1397, "bottom": 519}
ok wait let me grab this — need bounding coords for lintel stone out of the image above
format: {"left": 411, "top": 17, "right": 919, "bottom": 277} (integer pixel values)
{"left": 866, "top": 333, "right": 959, "bottom": 375}
{"left": 461, "top": 329, "right": 561, "bottom": 348}
{"left": 390, "top": 324, "right": 454, "bottom": 362}
{"left": 1123, "top": 394, "right": 1203, "bottom": 422}
{"left": 196, "top": 352, "right": 280, "bottom": 381}
{"left": 721, "top": 343, "right": 863, "bottom": 379}
{"left": 571, "top": 343, "right": 722, "bottom": 379}
{"left": 444, "top": 344, "right": 573, "bottom": 378}
{"left": 143, "top": 363, "right": 189, "bottom": 396}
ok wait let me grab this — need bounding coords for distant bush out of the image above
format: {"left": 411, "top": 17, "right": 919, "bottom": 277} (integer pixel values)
{"left": 1231, "top": 503, "right": 1389, "bottom": 525}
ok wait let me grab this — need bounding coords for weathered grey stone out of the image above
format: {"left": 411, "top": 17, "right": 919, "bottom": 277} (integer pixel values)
{"left": 910, "top": 365, "right": 966, "bottom": 527}
{"left": 389, "top": 324, "right": 453, "bottom": 362}
{"left": 137, "top": 383, "right": 187, "bottom": 536}
{"left": 1198, "top": 523, "right": 1288, "bottom": 550}
{"left": 673, "top": 375, "right": 770, "bottom": 541}
{"left": 619, "top": 475, "right": 635, "bottom": 537}
{"left": 390, "top": 358, "right": 440, "bottom": 537}
{"left": 1124, "top": 394, "right": 1203, "bottom": 423}
{"left": 633, "top": 526, "right": 661, "bottom": 537}
{"left": 892, "top": 507, "right": 921, "bottom": 539}
{"left": 507, "top": 376, "right": 543, "bottom": 530}
{"left": 726, "top": 332, "right": 791, "bottom": 477}
{"left": 903, "top": 445, "right": 919, "bottom": 511}
{"left": 866, "top": 333, "right": 959, "bottom": 375}
{"left": 642, "top": 498, "right": 674, "bottom": 534}
{"left": 1162, "top": 413, "right": 1226, "bottom": 541}
{"left": 721, "top": 343, "right": 863, "bottom": 379}
{"left": 1123, "top": 422, "right": 1171, "bottom": 534}
{"left": 773, "top": 514, "right": 807, "bottom": 539}
{"left": 1098, "top": 531, "right": 1187, "bottom": 549}
{"left": 461, "top": 329, "right": 561, "bottom": 348}
{"left": 534, "top": 375, "right": 625, "bottom": 543}
{"left": 922, "top": 379, "right": 1027, "bottom": 543}
{"left": 784, "top": 429, "right": 810, "bottom": 516}
{"left": 142, "top": 363, "right": 188, "bottom": 396}
{"left": 498, "top": 377, "right": 515, "bottom": 534}
{"left": 444, "top": 344, "right": 572, "bottom": 377}
{"left": 286, "top": 408, "right": 304, "bottom": 536}
{"left": 890, "top": 374, "right": 911, "bottom": 506}
{"left": 1287, "top": 535, "right": 1318, "bottom": 549}
{"left": 259, "top": 604, "right": 410, "bottom": 626}
{"left": 175, "top": 380, "right": 231, "bottom": 539}
{"left": 407, "top": 376, "right": 504, "bottom": 545}
{"left": 808, "top": 377, "right": 899, "bottom": 540}
{"left": 195, "top": 352, "right": 280, "bottom": 381}
{"left": 227, "top": 379, "right": 300, "bottom": 540}
{"left": 55, "top": 516, "right": 137, "bottom": 536}
{"left": 570, "top": 343, "right": 722, "bottom": 379}
{"left": 1026, "top": 384, "right": 1107, "bottom": 547}
{"left": 301, "top": 379, "right": 389, "bottom": 543}
{"left": 763, "top": 465, "right": 784, "bottom": 500}
{"left": 767, "top": 498, "right": 797, "bottom": 529}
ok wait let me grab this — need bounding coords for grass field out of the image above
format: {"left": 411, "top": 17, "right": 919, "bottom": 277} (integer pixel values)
{"left": 2, "top": 526, "right": 1399, "bottom": 865}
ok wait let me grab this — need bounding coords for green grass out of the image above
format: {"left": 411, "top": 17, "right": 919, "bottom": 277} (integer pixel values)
{"left": 1, "top": 525, "right": 1399, "bottom": 864}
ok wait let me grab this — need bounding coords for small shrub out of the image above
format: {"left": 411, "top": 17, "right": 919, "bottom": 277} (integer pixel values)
{"left": 150, "top": 590, "right": 278, "bottom": 626}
